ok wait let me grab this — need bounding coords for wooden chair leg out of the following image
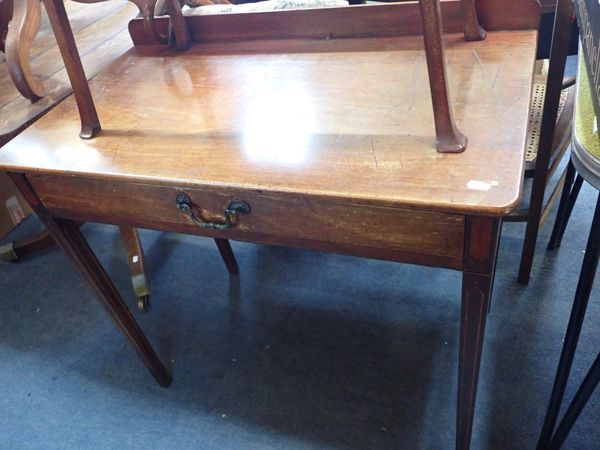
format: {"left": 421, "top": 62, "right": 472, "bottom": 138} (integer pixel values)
{"left": 214, "top": 238, "right": 239, "bottom": 275}
{"left": 119, "top": 226, "right": 151, "bottom": 311}
{"left": 548, "top": 160, "right": 577, "bottom": 250}
{"left": 517, "top": 0, "right": 574, "bottom": 285}
{"left": 9, "top": 173, "right": 171, "bottom": 387}
{"left": 5, "top": 0, "right": 45, "bottom": 100}
{"left": 537, "top": 192, "right": 600, "bottom": 448}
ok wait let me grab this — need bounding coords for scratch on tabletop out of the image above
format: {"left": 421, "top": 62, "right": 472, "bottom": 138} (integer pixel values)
{"left": 370, "top": 136, "right": 379, "bottom": 168}
{"left": 111, "top": 143, "right": 121, "bottom": 164}
{"left": 491, "top": 69, "right": 500, "bottom": 89}
{"left": 409, "top": 55, "right": 424, "bottom": 112}
{"left": 472, "top": 49, "right": 484, "bottom": 76}
{"left": 331, "top": 133, "right": 342, "bottom": 152}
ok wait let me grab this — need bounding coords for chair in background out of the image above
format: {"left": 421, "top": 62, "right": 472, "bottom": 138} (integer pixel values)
{"left": 537, "top": 53, "right": 600, "bottom": 450}
{"left": 0, "top": 0, "right": 239, "bottom": 310}
{"left": 504, "top": 0, "right": 577, "bottom": 285}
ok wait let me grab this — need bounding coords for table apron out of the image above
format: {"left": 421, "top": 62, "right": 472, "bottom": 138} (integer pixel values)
{"left": 27, "top": 173, "right": 466, "bottom": 270}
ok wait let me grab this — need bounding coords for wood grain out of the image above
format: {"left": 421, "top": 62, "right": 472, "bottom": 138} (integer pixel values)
{"left": 5, "top": 0, "right": 45, "bottom": 100}
{"left": 42, "top": 0, "right": 101, "bottom": 138}
{"left": 419, "top": 0, "right": 467, "bottom": 153}
{"left": 0, "top": 0, "right": 133, "bottom": 107}
{"left": 128, "top": 0, "right": 540, "bottom": 45}
{"left": 0, "top": 29, "right": 133, "bottom": 146}
{"left": 0, "top": 1, "right": 136, "bottom": 145}
{"left": 457, "top": 215, "right": 501, "bottom": 449}
{"left": 0, "top": 31, "right": 537, "bottom": 216}
{"left": 27, "top": 174, "right": 466, "bottom": 268}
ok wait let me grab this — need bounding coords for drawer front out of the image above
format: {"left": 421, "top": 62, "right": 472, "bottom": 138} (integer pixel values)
{"left": 28, "top": 174, "right": 465, "bottom": 268}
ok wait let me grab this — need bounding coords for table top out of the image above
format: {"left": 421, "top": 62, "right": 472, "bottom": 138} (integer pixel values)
{"left": 0, "top": 30, "right": 537, "bottom": 216}
{"left": 0, "top": 0, "right": 135, "bottom": 145}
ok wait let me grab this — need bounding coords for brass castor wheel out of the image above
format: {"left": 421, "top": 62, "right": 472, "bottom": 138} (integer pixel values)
{"left": 137, "top": 295, "right": 150, "bottom": 312}
{"left": 131, "top": 274, "right": 150, "bottom": 312}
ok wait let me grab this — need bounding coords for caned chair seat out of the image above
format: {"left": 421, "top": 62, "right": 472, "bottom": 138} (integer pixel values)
{"left": 526, "top": 77, "right": 571, "bottom": 165}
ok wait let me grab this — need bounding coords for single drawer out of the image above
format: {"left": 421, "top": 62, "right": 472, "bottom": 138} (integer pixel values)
{"left": 28, "top": 174, "right": 465, "bottom": 268}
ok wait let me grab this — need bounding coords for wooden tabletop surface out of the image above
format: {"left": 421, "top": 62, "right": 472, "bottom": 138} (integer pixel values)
{"left": 0, "top": 30, "right": 537, "bottom": 216}
{"left": 0, "top": 0, "right": 136, "bottom": 145}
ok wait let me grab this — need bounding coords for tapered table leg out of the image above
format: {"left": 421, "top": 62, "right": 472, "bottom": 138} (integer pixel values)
{"left": 9, "top": 173, "right": 171, "bottom": 387}
{"left": 457, "top": 272, "right": 492, "bottom": 450}
{"left": 214, "top": 238, "right": 239, "bottom": 275}
{"left": 457, "top": 216, "right": 501, "bottom": 450}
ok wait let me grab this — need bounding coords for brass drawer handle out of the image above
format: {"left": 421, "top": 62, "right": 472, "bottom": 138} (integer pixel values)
{"left": 175, "top": 193, "right": 250, "bottom": 230}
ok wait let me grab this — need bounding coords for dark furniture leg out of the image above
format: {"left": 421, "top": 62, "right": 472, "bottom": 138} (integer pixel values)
{"left": 537, "top": 192, "right": 600, "bottom": 448}
{"left": 548, "top": 171, "right": 584, "bottom": 250}
{"left": 0, "top": 218, "right": 91, "bottom": 262}
{"left": 5, "top": 0, "right": 45, "bottom": 100}
{"left": 0, "top": 229, "right": 55, "bottom": 261}
{"left": 418, "top": 0, "right": 467, "bottom": 153}
{"left": 548, "top": 160, "right": 577, "bottom": 249}
{"left": 42, "top": 0, "right": 101, "bottom": 139}
{"left": 0, "top": 220, "right": 86, "bottom": 261}
{"left": 457, "top": 216, "right": 501, "bottom": 450}
{"left": 119, "top": 226, "right": 151, "bottom": 311}
{"left": 457, "top": 271, "right": 492, "bottom": 450}
{"left": 548, "top": 352, "right": 600, "bottom": 449}
{"left": 165, "top": 0, "right": 192, "bottom": 50}
{"left": 518, "top": 0, "right": 574, "bottom": 284}
{"left": 557, "top": 175, "right": 584, "bottom": 243}
{"left": 460, "top": 0, "right": 486, "bottom": 41}
{"left": 9, "top": 172, "right": 171, "bottom": 387}
{"left": 214, "top": 238, "right": 239, "bottom": 275}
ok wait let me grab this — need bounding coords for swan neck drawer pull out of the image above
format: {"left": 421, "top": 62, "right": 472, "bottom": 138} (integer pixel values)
{"left": 175, "top": 192, "right": 250, "bottom": 230}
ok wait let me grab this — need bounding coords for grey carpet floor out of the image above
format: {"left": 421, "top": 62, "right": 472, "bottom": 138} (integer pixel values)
{"left": 0, "top": 179, "right": 599, "bottom": 450}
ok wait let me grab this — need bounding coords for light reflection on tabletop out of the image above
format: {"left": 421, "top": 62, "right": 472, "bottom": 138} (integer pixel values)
{"left": 242, "top": 88, "right": 315, "bottom": 165}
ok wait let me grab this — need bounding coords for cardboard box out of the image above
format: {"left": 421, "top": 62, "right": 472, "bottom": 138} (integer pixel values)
{"left": 0, "top": 173, "right": 32, "bottom": 239}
